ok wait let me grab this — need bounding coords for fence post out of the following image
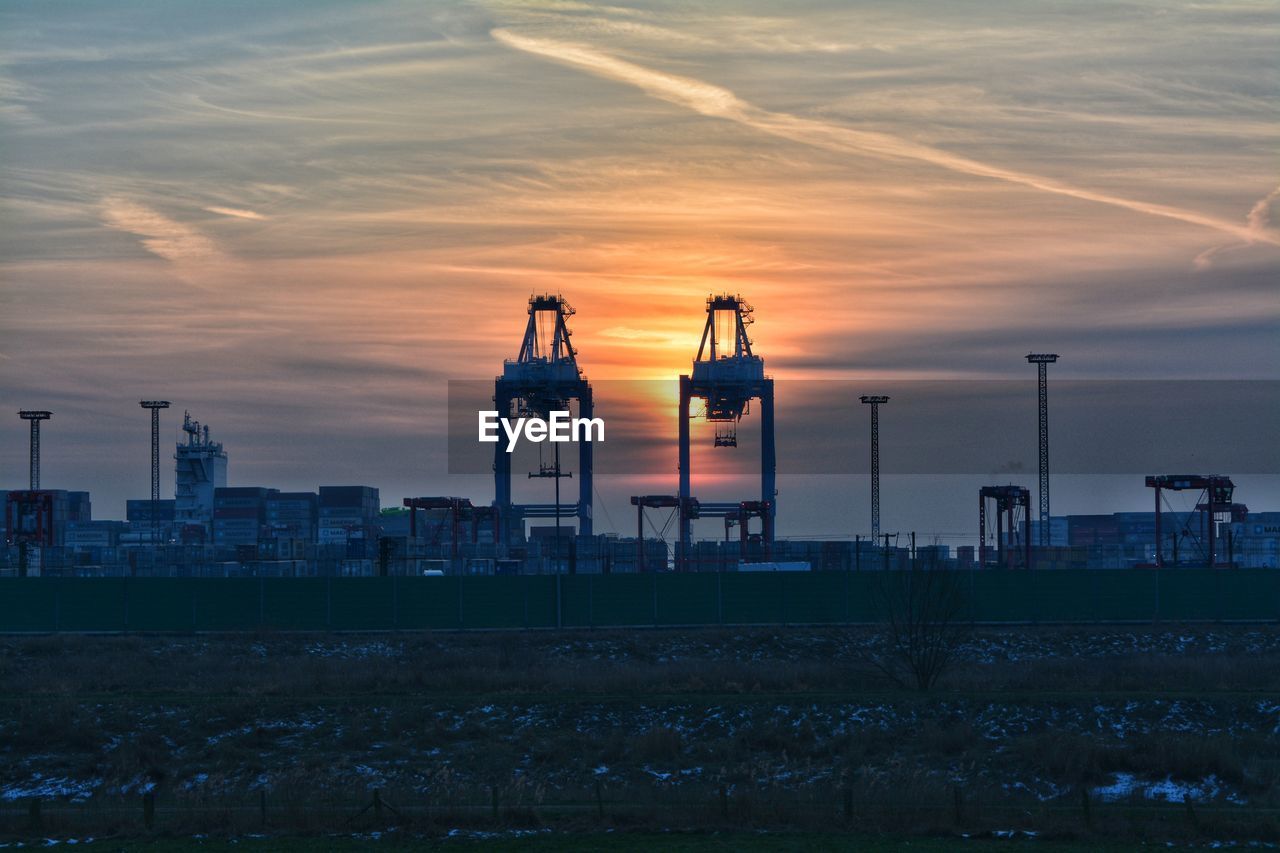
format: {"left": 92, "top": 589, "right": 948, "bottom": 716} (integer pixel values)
{"left": 1215, "top": 566, "right": 1224, "bottom": 623}
{"left": 968, "top": 564, "right": 975, "bottom": 624}
{"left": 143, "top": 790, "right": 156, "bottom": 830}
{"left": 1080, "top": 787, "right": 1091, "bottom": 829}
{"left": 595, "top": 779, "right": 604, "bottom": 819}
{"left": 555, "top": 574, "right": 562, "bottom": 629}
{"left": 844, "top": 570, "right": 850, "bottom": 624}
{"left": 1091, "top": 568, "right": 1100, "bottom": 622}
{"left": 780, "top": 572, "right": 788, "bottom": 625}
{"left": 260, "top": 789, "right": 267, "bottom": 828}
{"left": 951, "top": 785, "right": 964, "bottom": 826}
{"left": 719, "top": 784, "right": 729, "bottom": 819}
{"left": 652, "top": 572, "right": 658, "bottom": 627}
{"left": 27, "top": 797, "right": 41, "bottom": 831}
{"left": 1154, "top": 565, "right": 1161, "bottom": 624}
{"left": 717, "top": 570, "right": 723, "bottom": 625}
{"left": 843, "top": 786, "right": 853, "bottom": 821}
{"left": 491, "top": 785, "right": 499, "bottom": 820}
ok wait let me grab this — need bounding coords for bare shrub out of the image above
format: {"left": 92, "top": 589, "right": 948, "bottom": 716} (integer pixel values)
{"left": 868, "top": 563, "right": 970, "bottom": 691}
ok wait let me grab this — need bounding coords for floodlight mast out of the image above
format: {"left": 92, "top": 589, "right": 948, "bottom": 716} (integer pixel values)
{"left": 18, "top": 411, "right": 52, "bottom": 490}
{"left": 140, "top": 401, "right": 171, "bottom": 544}
{"left": 859, "top": 396, "right": 889, "bottom": 540}
{"left": 1025, "top": 354, "right": 1058, "bottom": 547}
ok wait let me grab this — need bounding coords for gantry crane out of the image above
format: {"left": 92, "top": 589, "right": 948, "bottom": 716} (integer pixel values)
{"left": 979, "top": 485, "right": 1032, "bottom": 569}
{"left": 676, "top": 294, "right": 775, "bottom": 569}
{"left": 1145, "top": 475, "right": 1247, "bottom": 568}
{"left": 493, "top": 295, "right": 594, "bottom": 543}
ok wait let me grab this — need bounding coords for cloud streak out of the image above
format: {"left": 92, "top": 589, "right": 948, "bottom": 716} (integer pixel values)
{"left": 491, "top": 28, "right": 1280, "bottom": 249}
{"left": 101, "top": 197, "right": 221, "bottom": 265}
{"left": 1194, "top": 185, "right": 1280, "bottom": 270}
{"left": 205, "top": 205, "right": 267, "bottom": 220}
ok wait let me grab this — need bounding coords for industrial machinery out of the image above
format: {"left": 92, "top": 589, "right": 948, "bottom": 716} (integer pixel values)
{"left": 979, "top": 485, "right": 1032, "bottom": 569}
{"left": 631, "top": 494, "right": 682, "bottom": 571}
{"left": 1145, "top": 475, "right": 1247, "bottom": 568}
{"left": 4, "top": 490, "right": 56, "bottom": 577}
{"left": 404, "top": 496, "right": 499, "bottom": 563}
{"left": 631, "top": 493, "right": 773, "bottom": 571}
{"left": 677, "top": 294, "right": 775, "bottom": 569}
{"left": 493, "top": 295, "right": 594, "bottom": 541}
{"left": 722, "top": 500, "right": 773, "bottom": 561}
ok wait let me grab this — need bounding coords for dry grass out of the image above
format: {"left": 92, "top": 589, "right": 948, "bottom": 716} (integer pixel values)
{"left": 1, "top": 626, "right": 1279, "bottom": 842}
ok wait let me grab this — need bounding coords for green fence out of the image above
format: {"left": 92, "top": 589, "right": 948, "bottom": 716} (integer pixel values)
{"left": 1, "top": 570, "right": 1278, "bottom": 633}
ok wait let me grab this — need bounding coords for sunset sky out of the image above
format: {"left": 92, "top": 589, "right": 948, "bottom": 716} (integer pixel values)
{"left": 2, "top": 0, "right": 1277, "bottom": 538}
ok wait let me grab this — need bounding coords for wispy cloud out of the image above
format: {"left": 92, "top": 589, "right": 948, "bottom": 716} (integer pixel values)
{"left": 204, "top": 205, "right": 267, "bottom": 221}
{"left": 3, "top": 1, "right": 1276, "bottom": 524}
{"left": 101, "top": 196, "right": 221, "bottom": 265}
{"left": 1248, "top": 187, "right": 1279, "bottom": 234}
{"left": 491, "top": 28, "right": 1280, "bottom": 249}
{"left": 1194, "top": 185, "right": 1280, "bottom": 270}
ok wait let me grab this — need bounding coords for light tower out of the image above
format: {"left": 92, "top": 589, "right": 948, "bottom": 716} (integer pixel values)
{"left": 859, "top": 396, "right": 889, "bottom": 540}
{"left": 1025, "top": 354, "right": 1058, "bottom": 547}
{"left": 18, "top": 411, "right": 52, "bottom": 490}
{"left": 140, "top": 400, "right": 171, "bottom": 544}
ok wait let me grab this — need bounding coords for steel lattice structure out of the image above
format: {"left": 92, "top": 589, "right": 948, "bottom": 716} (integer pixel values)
{"left": 1026, "top": 354, "right": 1058, "bottom": 547}
{"left": 18, "top": 411, "right": 51, "bottom": 490}
{"left": 140, "top": 401, "right": 171, "bottom": 544}
{"left": 678, "top": 295, "right": 775, "bottom": 569}
{"left": 494, "top": 294, "right": 594, "bottom": 542}
{"left": 859, "top": 396, "right": 889, "bottom": 540}
{"left": 979, "top": 484, "right": 1032, "bottom": 569}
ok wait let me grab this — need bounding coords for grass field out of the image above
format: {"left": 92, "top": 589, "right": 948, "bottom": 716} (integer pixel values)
{"left": 2, "top": 626, "right": 1278, "bottom": 847}
{"left": 71, "top": 829, "right": 1159, "bottom": 851}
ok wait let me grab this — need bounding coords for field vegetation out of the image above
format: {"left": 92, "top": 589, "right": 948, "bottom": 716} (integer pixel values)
{"left": 1, "top": 625, "right": 1279, "bottom": 847}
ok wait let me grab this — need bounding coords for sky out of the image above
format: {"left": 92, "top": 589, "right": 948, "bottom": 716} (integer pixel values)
{"left": 1, "top": 0, "right": 1277, "bottom": 540}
